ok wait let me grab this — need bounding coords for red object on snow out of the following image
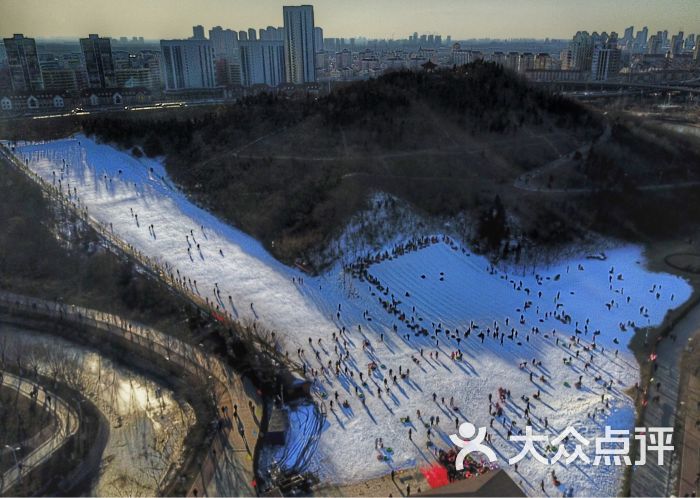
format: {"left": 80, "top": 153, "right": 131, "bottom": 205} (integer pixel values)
{"left": 211, "top": 311, "right": 225, "bottom": 322}
{"left": 421, "top": 464, "right": 450, "bottom": 488}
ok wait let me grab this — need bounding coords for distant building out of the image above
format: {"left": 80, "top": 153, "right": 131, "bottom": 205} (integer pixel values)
{"left": 80, "top": 34, "right": 116, "bottom": 88}
{"left": 569, "top": 31, "right": 595, "bottom": 71}
{"left": 3, "top": 34, "right": 44, "bottom": 91}
{"left": 670, "top": 31, "right": 684, "bottom": 56}
{"left": 501, "top": 52, "right": 518, "bottom": 72}
{"left": 248, "top": 28, "right": 257, "bottom": 42}
{"left": 490, "top": 51, "right": 506, "bottom": 66}
{"left": 41, "top": 68, "right": 81, "bottom": 92}
{"left": 335, "top": 49, "right": 352, "bottom": 69}
{"left": 209, "top": 26, "right": 238, "bottom": 61}
{"left": 283, "top": 5, "right": 317, "bottom": 84}
{"left": 314, "top": 26, "right": 324, "bottom": 52}
{"left": 591, "top": 34, "right": 621, "bottom": 80}
{"left": 518, "top": 52, "right": 535, "bottom": 72}
{"left": 648, "top": 32, "right": 663, "bottom": 54}
{"left": 209, "top": 27, "right": 240, "bottom": 86}
{"left": 160, "top": 39, "right": 215, "bottom": 90}
{"left": 192, "top": 25, "right": 206, "bottom": 40}
{"left": 239, "top": 40, "right": 285, "bottom": 87}
{"left": 534, "top": 53, "right": 553, "bottom": 70}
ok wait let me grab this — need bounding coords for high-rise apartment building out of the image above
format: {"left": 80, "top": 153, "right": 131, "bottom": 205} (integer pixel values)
{"left": 591, "top": 33, "right": 621, "bottom": 81}
{"left": 568, "top": 31, "right": 594, "bottom": 71}
{"left": 314, "top": 26, "right": 324, "bottom": 52}
{"left": 283, "top": 5, "right": 317, "bottom": 84}
{"left": 209, "top": 26, "right": 238, "bottom": 60}
{"left": 3, "top": 34, "right": 44, "bottom": 91}
{"left": 80, "top": 34, "right": 116, "bottom": 88}
{"left": 239, "top": 40, "right": 285, "bottom": 87}
{"left": 160, "top": 39, "right": 215, "bottom": 90}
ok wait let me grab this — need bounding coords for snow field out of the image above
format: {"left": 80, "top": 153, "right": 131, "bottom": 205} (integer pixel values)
{"left": 9, "top": 136, "right": 693, "bottom": 496}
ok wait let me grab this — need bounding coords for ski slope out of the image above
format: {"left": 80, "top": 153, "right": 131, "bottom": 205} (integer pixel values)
{"left": 8, "top": 135, "right": 693, "bottom": 497}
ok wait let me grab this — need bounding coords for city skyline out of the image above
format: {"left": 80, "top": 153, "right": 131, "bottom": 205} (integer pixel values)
{"left": 1, "top": 0, "right": 698, "bottom": 41}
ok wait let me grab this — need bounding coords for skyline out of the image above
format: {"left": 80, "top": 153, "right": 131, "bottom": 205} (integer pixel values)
{"left": 1, "top": 0, "right": 698, "bottom": 41}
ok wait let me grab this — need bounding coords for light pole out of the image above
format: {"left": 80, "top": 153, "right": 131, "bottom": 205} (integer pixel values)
{"left": 4, "top": 444, "right": 21, "bottom": 488}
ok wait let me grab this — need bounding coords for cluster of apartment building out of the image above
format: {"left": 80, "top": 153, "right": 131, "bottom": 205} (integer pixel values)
{"left": 2, "top": 11, "right": 700, "bottom": 114}
{"left": 0, "top": 5, "right": 320, "bottom": 112}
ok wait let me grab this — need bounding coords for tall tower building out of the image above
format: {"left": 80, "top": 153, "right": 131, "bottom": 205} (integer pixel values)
{"left": 160, "top": 39, "right": 215, "bottom": 90}
{"left": 3, "top": 34, "right": 44, "bottom": 91}
{"left": 283, "top": 5, "right": 316, "bottom": 84}
{"left": 80, "top": 34, "right": 116, "bottom": 88}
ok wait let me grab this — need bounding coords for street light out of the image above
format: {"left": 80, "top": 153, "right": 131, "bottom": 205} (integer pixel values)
{"left": 4, "top": 445, "right": 20, "bottom": 468}
{"left": 3, "top": 444, "right": 22, "bottom": 484}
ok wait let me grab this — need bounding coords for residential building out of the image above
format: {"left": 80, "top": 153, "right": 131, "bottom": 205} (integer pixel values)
{"left": 569, "top": 31, "right": 594, "bottom": 71}
{"left": 335, "top": 49, "right": 352, "bottom": 69}
{"left": 239, "top": 39, "right": 285, "bottom": 87}
{"left": 518, "top": 52, "right": 535, "bottom": 72}
{"left": 160, "top": 39, "right": 215, "bottom": 90}
{"left": 283, "top": 5, "right": 317, "bottom": 83}
{"left": 314, "top": 26, "right": 324, "bottom": 52}
{"left": 41, "top": 68, "right": 80, "bottom": 92}
{"left": 3, "top": 34, "right": 44, "bottom": 91}
{"left": 192, "top": 25, "right": 206, "bottom": 40}
{"left": 80, "top": 34, "right": 116, "bottom": 88}
{"left": 591, "top": 34, "right": 621, "bottom": 80}
{"left": 209, "top": 26, "right": 238, "bottom": 60}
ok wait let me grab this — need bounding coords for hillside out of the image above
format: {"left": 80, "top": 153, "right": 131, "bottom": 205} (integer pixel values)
{"left": 5, "top": 62, "right": 700, "bottom": 267}
{"left": 73, "top": 63, "right": 599, "bottom": 264}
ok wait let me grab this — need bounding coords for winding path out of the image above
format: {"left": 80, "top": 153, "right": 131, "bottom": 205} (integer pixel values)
{"left": 0, "top": 371, "right": 79, "bottom": 494}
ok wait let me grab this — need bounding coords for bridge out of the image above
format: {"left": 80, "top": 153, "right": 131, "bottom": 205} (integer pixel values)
{"left": 534, "top": 78, "right": 700, "bottom": 96}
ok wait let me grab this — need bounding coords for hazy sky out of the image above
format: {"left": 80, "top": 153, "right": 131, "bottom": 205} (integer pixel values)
{"left": 1, "top": 0, "right": 698, "bottom": 40}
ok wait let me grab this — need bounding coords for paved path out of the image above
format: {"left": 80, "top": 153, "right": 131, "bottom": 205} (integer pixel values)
{"left": 678, "top": 336, "right": 700, "bottom": 496}
{"left": 0, "top": 370, "right": 79, "bottom": 494}
{"left": 0, "top": 290, "right": 262, "bottom": 496}
{"left": 630, "top": 301, "right": 700, "bottom": 497}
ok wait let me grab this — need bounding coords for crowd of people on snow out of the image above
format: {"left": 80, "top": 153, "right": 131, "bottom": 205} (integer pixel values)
{"left": 15, "top": 143, "right": 681, "bottom": 497}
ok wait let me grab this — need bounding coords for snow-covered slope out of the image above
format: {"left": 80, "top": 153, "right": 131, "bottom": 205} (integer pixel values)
{"left": 8, "top": 136, "right": 692, "bottom": 497}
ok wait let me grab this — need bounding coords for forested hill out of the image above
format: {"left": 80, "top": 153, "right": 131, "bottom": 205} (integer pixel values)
{"left": 73, "top": 62, "right": 620, "bottom": 266}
